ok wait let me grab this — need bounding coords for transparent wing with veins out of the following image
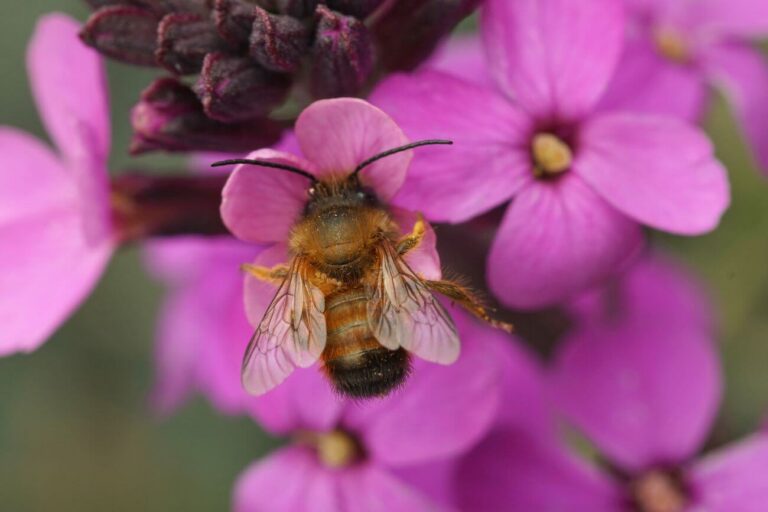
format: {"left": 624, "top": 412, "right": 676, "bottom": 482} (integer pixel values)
{"left": 368, "top": 242, "right": 460, "bottom": 365}
{"left": 241, "top": 256, "right": 326, "bottom": 395}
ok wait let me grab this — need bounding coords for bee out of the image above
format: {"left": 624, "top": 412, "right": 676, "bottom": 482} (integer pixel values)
{"left": 213, "top": 140, "right": 511, "bottom": 399}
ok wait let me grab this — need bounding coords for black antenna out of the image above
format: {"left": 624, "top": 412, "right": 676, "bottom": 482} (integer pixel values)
{"left": 352, "top": 139, "right": 453, "bottom": 176}
{"left": 210, "top": 158, "right": 316, "bottom": 181}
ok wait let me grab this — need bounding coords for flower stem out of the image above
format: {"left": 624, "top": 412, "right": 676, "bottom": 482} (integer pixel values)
{"left": 110, "top": 172, "right": 230, "bottom": 243}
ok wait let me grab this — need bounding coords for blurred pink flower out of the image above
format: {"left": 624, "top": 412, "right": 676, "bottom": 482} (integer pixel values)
{"left": 0, "top": 14, "right": 114, "bottom": 355}
{"left": 427, "top": 35, "right": 493, "bottom": 89}
{"left": 144, "top": 236, "right": 261, "bottom": 415}
{"left": 599, "top": 0, "right": 768, "bottom": 173}
{"left": 233, "top": 310, "right": 528, "bottom": 512}
{"left": 456, "top": 254, "right": 768, "bottom": 511}
{"left": 371, "top": 0, "right": 730, "bottom": 309}
{"left": 220, "top": 98, "right": 444, "bottom": 394}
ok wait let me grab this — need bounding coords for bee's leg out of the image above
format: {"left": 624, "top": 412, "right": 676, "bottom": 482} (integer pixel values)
{"left": 241, "top": 263, "right": 290, "bottom": 284}
{"left": 396, "top": 213, "right": 427, "bottom": 256}
{"left": 426, "top": 279, "right": 514, "bottom": 333}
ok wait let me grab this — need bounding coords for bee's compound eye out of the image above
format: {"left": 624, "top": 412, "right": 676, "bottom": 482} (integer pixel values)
{"left": 357, "top": 191, "right": 366, "bottom": 199}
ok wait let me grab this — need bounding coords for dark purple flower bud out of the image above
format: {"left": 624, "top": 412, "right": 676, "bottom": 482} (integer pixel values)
{"left": 310, "top": 5, "right": 373, "bottom": 98}
{"left": 131, "top": 77, "right": 284, "bottom": 153}
{"left": 250, "top": 7, "right": 310, "bottom": 73}
{"left": 213, "top": 0, "right": 258, "bottom": 47}
{"left": 156, "top": 13, "right": 229, "bottom": 75}
{"left": 372, "top": 0, "right": 480, "bottom": 71}
{"left": 80, "top": 5, "right": 160, "bottom": 67}
{"left": 86, "top": 0, "right": 209, "bottom": 14}
{"left": 85, "top": 0, "right": 131, "bottom": 8}
{"left": 194, "top": 52, "right": 291, "bottom": 123}
{"left": 325, "top": 0, "right": 385, "bottom": 19}
{"left": 150, "top": 0, "right": 210, "bottom": 13}
{"left": 275, "top": 0, "right": 319, "bottom": 18}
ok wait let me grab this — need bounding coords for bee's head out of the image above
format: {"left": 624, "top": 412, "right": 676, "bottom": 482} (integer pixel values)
{"left": 304, "top": 175, "right": 378, "bottom": 213}
{"left": 210, "top": 139, "right": 453, "bottom": 210}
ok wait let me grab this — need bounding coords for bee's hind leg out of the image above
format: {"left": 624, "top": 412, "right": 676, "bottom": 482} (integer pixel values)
{"left": 396, "top": 213, "right": 427, "bottom": 256}
{"left": 242, "top": 263, "right": 290, "bottom": 284}
{"left": 426, "top": 279, "right": 514, "bottom": 333}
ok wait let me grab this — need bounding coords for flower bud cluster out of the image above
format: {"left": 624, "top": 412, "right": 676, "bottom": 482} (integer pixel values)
{"left": 80, "top": 0, "right": 476, "bottom": 153}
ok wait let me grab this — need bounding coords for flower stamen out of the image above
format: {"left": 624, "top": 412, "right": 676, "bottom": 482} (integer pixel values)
{"left": 317, "top": 430, "right": 359, "bottom": 468}
{"left": 531, "top": 133, "right": 573, "bottom": 177}
{"left": 631, "top": 470, "right": 688, "bottom": 512}
{"left": 297, "top": 430, "right": 361, "bottom": 468}
{"left": 653, "top": 27, "right": 690, "bottom": 64}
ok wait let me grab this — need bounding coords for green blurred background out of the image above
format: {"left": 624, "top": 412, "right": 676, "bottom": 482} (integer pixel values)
{"left": 0, "top": 2, "right": 766, "bottom": 511}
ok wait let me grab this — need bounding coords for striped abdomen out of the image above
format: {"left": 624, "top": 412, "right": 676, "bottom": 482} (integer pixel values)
{"left": 322, "top": 286, "right": 410, "bottom": 398}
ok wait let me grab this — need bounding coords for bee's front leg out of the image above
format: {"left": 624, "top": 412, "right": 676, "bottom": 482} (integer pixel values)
{"left": 396, "top": 213, "right": 427, "bottom": 256}
{"left": 241, "top": 263, "right": 290, "bottom": 284}
{"left": 426, "top": 279, "right": 514, "bottom": 333}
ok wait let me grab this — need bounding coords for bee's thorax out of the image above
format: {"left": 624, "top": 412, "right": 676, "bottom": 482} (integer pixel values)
{"left": 290, "top": 176, "right": 396, "bottom": 283}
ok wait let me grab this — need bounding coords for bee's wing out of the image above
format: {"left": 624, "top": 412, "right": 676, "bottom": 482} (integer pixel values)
{"left": 241, "top": 256, "right": 326, "bottom": 395}
{"left": 367, "top": 242, "right": 460, "bottom": 365}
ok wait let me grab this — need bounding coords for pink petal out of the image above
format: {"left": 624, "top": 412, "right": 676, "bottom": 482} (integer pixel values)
{"left": 0, "top": 129, "right": 112, "bottom": 355}
{"left": 428, "top": 35, "right": 493, "bottom": 88}
{"left": 150, "top": 288, "right": 202, "bottom": 414}
{"left": 481, "top": 0, "right": 625, "bottom": 120}
{"left": 0, "top": 204, "right": 112, "bottom": 355}
{"left": 487, "top": 175, "right": 644, "bottom": 310}
{"left": 28, "top": 14, "right": 109, "bottom": 159}
{"left": 27, "top": 13, "right": 111, "bottom": 241}
{"left": 624, "top": 0, "right": 674, "bottom": 16}
{"left": 246, "top": 359, "right": 343, "bottom": 435}
{"left": 343, "top": 309, "right": 506, "bottom": 467}
{"left": 295, "top": 98, "right": 410, "bottom": 201}
{"left": 494, "top": 333, "right": 551, "bottom": 434}
{"left": 552, "top": 305, "right": 722, "bottom": 472}
{"left": 570, "top": 251, "right": 715, "bottom": 333}
{"left": 695, "top": 0, "right": 768, "bottom": 39}
{"left": 704, "top": 43, "right": 768, "bottom": 174}
{"left": 221, "top": 149, "right": 314, "bottom": 243}
{"left": 0, "top": 128, "right": 73, "bottom": 225}
{"left": 146, "top": 237, "right": 259, "bottom": 416}
{"left": 577, "top": 113, "right": 730, "bottom": 235}
{"left": 390, "top": 207, "right": 442, "bottom": 281}
{"left": 597, "top": 38, "right": 708, "bottom": 122}
{"left": 234, "top": 446, "right": 340, "bottom": 512}
{"left": 456, "top": 428, "right": 623, "bottom": 512}
{"left": 689, "top": 435, "right": 768, "bottom": 512}
{"left": 371, "top": 71, "right": 533, "bottom": 222}
{"left": 144, "top": 236, "right": 256, "bottom": 284}
{"left": 337, "top": 465, "right": 443, "bottom": 511}
{"left": 243, "top": 243, "right": 291, "bottom": 328}
{"left": 393, "top": 460, "right": 459, "bottom": 510}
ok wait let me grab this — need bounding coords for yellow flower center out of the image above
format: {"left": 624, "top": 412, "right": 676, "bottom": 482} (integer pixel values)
{"left": 315, "top": 430, "right": 359, "bottom": 468}
{"left": 531, "top": 133, "right": 573, "bottom": 177}
{"left": 654, "top": 27, "right": 690, "bottom": 63}
{"left": 631, "top": 470, "right": 688, "bottom": 512}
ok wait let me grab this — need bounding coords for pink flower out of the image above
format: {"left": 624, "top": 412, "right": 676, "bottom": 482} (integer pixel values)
{"left": 427, "top": 35, "right": 494, "bottom": 89}
{"left": 232, "top": 311, "right": 526, "bottom": 512}
{"left": 371, "top": 0, "right": 730, "bottom": 309}
{"left": 456, "top": 254, "right": 768, "bottom": 511}
{"left": 144, "top": 236, "right": 261, "bottom": 415}
{"left": 599, "top": 0, "right": 768, "bottom": 173}
{"left": 220, "top": 98, "right": 446, "bottom": 395}
{"left": 0, "top": 14, "right": 114, "bottom": 355}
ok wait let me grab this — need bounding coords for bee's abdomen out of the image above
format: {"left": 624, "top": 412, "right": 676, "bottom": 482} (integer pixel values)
{"left": 322, "top": 287, "right": 411, "bottom": 398}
